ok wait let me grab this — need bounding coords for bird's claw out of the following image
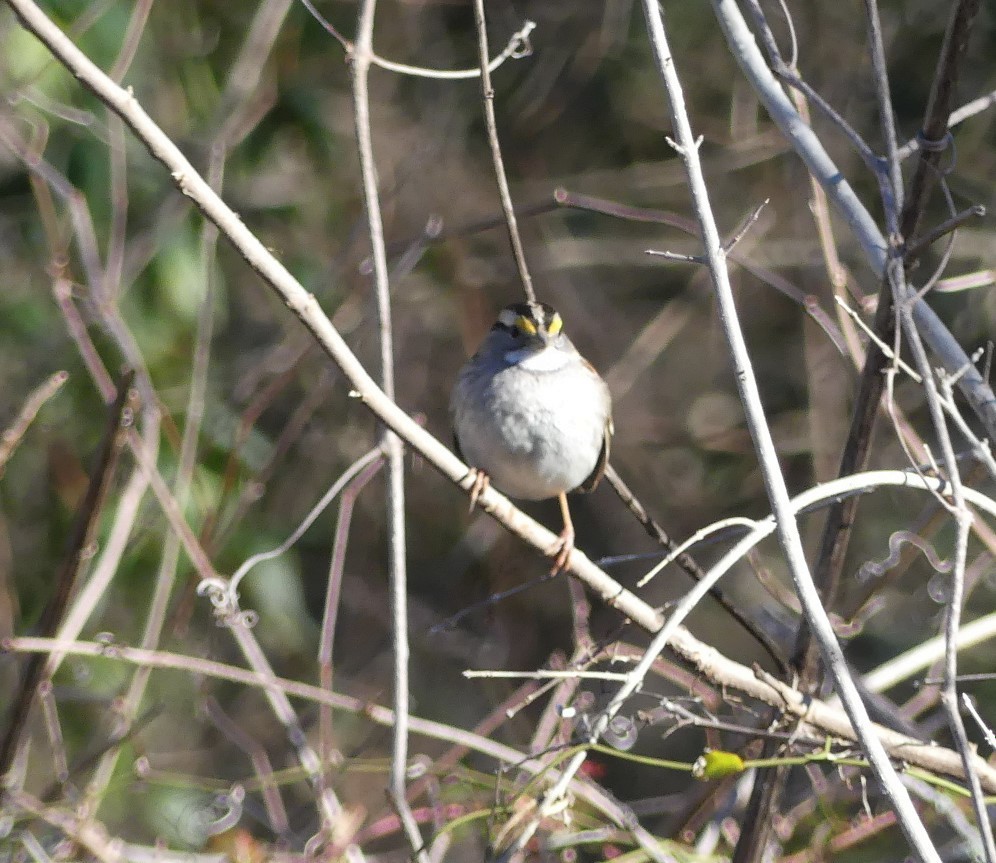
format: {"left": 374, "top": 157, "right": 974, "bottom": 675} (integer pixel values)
{"left": 468, "top": 469, "right": 490, "bottom": 513}
{"left": 547, "top": 525, "right": 575, "bottom": 575}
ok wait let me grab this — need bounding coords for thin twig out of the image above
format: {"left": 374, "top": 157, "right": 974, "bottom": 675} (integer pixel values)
{"left": 105, "top": 0, "right": 153, "bottom": 299}
{"left": 715, "top": 0, "right": 996, "bottom": 445}
{"left": 7, "top": 789, "right": 124, "bottom": 863}
{"left": 36, "top": 680, "right": 68, "bottom": 784}
{"left": 104, "top": 115, "right": 128, "bottom": 300}
{"left": 558, "top": 190, "right": 849, "bottom": 355}
{"left": 604, "top": 464, "right": 788, "bottom": 674}
{"left": 300, "top": 0, "right": 535, "bottom": 81}
{"left": 961, "top": 693, "right": 996, "bottom": 752}
{"left": 319, "top": 452, "right": 385, "bottom": 778}
{"left": 349, "top": 2, "right": 423, "bottom": 859}
{"left": 0, "top": 369, "right": 68, "bottom": 476}
{"left": 866, "top": 0, "right": 994, "bottom": 853}
{"left": 740, "top": 0, "right": 881, "bottom": 175}
{"left": 79, "top": 148, "right": 223, "bottom": 819}
{"left": 898, "top": 87, "right": 996, "bottom": 160}
{"left": 226, "top": 449, "right": 383, "bottom": 607}
{"left": 472, "top": 0, "right": 535, "bottom": 305}
{"left": 904, "top": 204, "right": 985, "bottom": 262}
{"left": 366, "top": 20, "right": 534, "bottom": 79}
{"left": 52, "top": 276, "right": 116, "bottom": 401}
{"left": 723, "top": 198, "right": 769, "bottom": 253}
{"left": 7, "top": 521, "right": 996, "bottom": 790}
{"left": 202, "top": 696, "right": 290, "bottom": 837}
{"left": 107, "top": 0, "right": 151, "bottom": 81}
{"left": 655, "top": 4, "right": 941, "bottom": 861}
{"left": 44, "top": 425, "right": 158, "bottom": 681}
{"left": 0, "top": 371, "right": 133, "bottom": 783}
{"left": 218, "top": 0, "right": 294, "bottom": 125}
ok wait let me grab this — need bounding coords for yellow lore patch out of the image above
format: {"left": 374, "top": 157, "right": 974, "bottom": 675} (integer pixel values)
{"left": 516, "top": 315, "right": 538, "bottom": 335}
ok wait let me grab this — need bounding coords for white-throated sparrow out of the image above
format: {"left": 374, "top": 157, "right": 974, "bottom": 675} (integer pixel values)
{"left": 450, "top": 302, "right": 613, "bottom": 572}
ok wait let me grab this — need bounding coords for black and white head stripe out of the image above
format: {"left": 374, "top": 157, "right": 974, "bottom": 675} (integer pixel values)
{"left": 494, "top": 302, "right": 563, "bottom": 336}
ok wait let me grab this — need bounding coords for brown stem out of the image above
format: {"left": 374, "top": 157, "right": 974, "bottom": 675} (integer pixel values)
{"left": 0, "top": 371, "right": 134, "bottom": 782}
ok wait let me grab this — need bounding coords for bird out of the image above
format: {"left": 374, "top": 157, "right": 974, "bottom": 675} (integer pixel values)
{"left": 450, "top": 301, "right": 613, "bottom": 573}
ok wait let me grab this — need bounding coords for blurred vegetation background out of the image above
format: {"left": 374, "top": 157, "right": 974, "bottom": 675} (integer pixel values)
{"left": 1, "top": 0, "right": 995, "bottom": 858}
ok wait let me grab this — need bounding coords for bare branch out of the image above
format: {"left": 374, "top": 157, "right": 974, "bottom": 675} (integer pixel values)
{"left": 472, "top": 0, "right": 535, "bottom": 304}
{"left": 0, "top": 369, "right": 68, "bottom": 477}
{"left": 0, "top": 371, "right": 133, "bottom": 783}
{"left": 349, "top": 2, "right": 421, "bottom": 858}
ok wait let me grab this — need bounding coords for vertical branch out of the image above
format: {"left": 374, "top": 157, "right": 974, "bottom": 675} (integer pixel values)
{"left": 651, "top": 2, "right": 940, "bottom": 861}
{"left": 0, "top": 371, "right": 134, "bottom": 783}
{"left": 862, "top": 1, "right": 903, "bottom": 224}
{"left": 900, "top": 0, "right": 982, "bottom": 242}
{"left": 349, "top": 4, "right": 425, "bottom": 860}
{"left": 721, "top": 4, "right": 987, "bottom": 853}
{"left": 319, "top": 453, "right": 384, "bottom": 778}
{"left": 472, "top": 0, "right": 536, "bottom": 304}
{"left": 864, "top": 1, "right": 994, "bottom": 856}
{"left": 797, "top": 0, "right": 984, "bottom": 663}
{"left": 104, "top": 1, "right": 154, "bottom": 299}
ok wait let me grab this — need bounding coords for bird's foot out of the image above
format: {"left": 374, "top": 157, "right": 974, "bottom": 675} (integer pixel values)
{"left": 468, "top": 469, "right": 490, "bottom": 512}
{"left": 547, "top": 524, "right": 575, "bottom": 575}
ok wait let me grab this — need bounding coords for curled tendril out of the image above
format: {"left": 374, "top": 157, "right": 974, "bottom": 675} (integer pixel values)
{"left": 196, "top": 577, "right": 231, "bottom": 608}
{"left": 199, "top": 784, "right": 245, "bottom": 836}
{"left": 603, "top": 715, "right": 639, "bottom": 751}
{"left": 856, "top": 530, "right": 952, "bottom": 583}
{"left": 915, "top": 128, "right": 952, "bottom": 153}
{"left": 195, "top": 578, "right": 257, "bottom": 628}
{"left": 406, "top": 755, "right": 431, "bottom": 780}
{"left": 213, "top": 607, "right": 258, "bottom": 629}
{"left": 509, "top": 20, "right": 535, "bottom": 59}
{"left": 304, "top": 831, "right": 329, "bottom": 858}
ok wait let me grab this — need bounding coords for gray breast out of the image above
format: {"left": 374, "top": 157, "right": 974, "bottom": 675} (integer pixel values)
{"left": 452, "top": 359, "right": 608, "bottom": 501}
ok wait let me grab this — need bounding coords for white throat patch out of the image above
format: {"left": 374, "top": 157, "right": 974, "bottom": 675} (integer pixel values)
{"left": 506, "top": 345, "right": 570, "bottom": 371}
